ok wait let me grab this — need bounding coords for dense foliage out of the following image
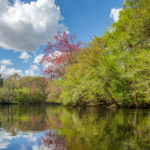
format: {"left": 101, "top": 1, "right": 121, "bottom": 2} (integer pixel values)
{"left": 0, "top": 74, "right": 3, "bottom": 87}
{"left": 45, "top": 0, "right": 150, "bottom": 107}
{"left": 0, "top": 74, "right": 48, "bottom": 104}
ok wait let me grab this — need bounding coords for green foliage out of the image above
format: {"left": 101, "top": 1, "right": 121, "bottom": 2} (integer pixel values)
{"left": 54, "top": 0, "right": 150, "bottom": 107}
{"left": 46, "top": 80, "right": 63, "bottom": 104}
{"left": 17, "top": 76, "right": 47, "bottom": 91}
{"left": 0, "top": 74, "right": 3, "bottom": 87}
{"left": 0, "top": 75, "right": 48, "bottom": 104}
{"left": 61, "top": 38, "right": 123, "bottom": 106}
{"left": 14, "top": 88, "right": 46, "bottom": 103}
{"left": 4, "top": 73, "right": 20, "bottom": 89}
{"left": 0, "top": 87, "right": 13, "bottom": 103}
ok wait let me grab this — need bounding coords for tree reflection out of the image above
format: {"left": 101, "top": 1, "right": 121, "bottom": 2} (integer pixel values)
{"left": 1, "top": 106, "right": 150, "bottom": 149}
{"left": 41, "top": 131, "right": 66, "bottom": 150}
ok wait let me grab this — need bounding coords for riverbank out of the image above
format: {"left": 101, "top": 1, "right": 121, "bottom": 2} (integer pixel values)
{"left": 1, "top": 100, "right": 150, "bottom": 109}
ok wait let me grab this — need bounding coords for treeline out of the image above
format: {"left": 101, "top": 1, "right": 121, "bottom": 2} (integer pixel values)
{"left": 0, "top": 73, "right": 48, "bottom": 104}
{"left": 45, "top": 0, "right": 150, "bottom": 107}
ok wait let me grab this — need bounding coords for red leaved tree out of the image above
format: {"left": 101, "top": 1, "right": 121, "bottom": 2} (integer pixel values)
{"left": 41, "top": 31, "right": 81, "bottom": 79}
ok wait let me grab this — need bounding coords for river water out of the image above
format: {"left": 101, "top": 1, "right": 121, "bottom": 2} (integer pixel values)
{"left": 0, "top": 105, "right": 150, "bottom": 150}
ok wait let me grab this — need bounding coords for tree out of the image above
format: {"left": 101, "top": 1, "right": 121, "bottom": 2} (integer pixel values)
{"left": 4, "top": 73, "right": 21, "bottom": 89}
{"left": 18, "top": 76, "right": 48, "bottom": 91}
{"left": 0, "top": 74, "right": 3, "bottom": 87}
{"left": 41, "top": 31, "right": 81, "bottom": 79}
{"left": 59, "top": 0, "right": 150, "bottom": 106}
{"left": 42, "top": 131, "right": 66, "bottom": 150}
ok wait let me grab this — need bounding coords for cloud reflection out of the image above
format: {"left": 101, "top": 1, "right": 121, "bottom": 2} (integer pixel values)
{"left": 0, "top": 128, "right": 66, "bottom": 150}
{"left": 0, "top": 142, "right": 10, "bottom": 149}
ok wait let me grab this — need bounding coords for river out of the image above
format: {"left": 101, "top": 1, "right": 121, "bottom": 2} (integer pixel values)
{"left": 0, "top": 105, "right": 150, "bottom": 150}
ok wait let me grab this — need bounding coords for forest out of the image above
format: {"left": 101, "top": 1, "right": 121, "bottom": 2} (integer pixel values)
{"left": 0, "top": 0, "right": 150, "bottom": 108}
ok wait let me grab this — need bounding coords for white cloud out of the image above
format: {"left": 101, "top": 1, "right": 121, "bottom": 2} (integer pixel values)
{"left": 0, "top": 129, "right": 13, "bottom": 149}
{"left": 0, "top": 65, "right": 23, "bottom": 77}
{"left": 32, "top": 145, "right": 49, "bottom": 150}
{"left": 34, "top": 54, "right": 44, "bottom": 64}
{"left": 25, "top": 70, "right": 33, "bottom": 76}
{"left": 0, "top": 59, "right": 12, "bottom": 66}
{"left": 32, "top": 145, "right": 40, "bottom": 150}
{"left": 41, "top": 51, "right": 62, "bottom": 71}
{"left": 19, "top": 144, "right": 26, "bottom": 150}
{"left": 0, "top": 129, "right": 13, "bottom": 141}
{"left": 30, "top": 65, "right": 38, "bottom": 70}
{"left": 49, "top": 51, "right": 62, "bottom": 59}
{"left": 25, "top": 64, "right": 38, "bottom": 76}
{"left": 0, "top": 0, "right": 67, "bottom": 52}
{"left": 23, "top": 133, "right": 37, "bottom": 142}
{"left": 110, "top": 8, "right": 122, "bottom": 22}
{"left": 0, "top": 142, "right": 10, "bottom": 149}
{"left": 19, "top": 51, "right": 31, "bottom": 62}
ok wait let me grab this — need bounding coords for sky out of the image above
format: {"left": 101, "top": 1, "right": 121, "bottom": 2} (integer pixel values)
{"left": 0, "top": 0, "right": 124, "bottom": 77}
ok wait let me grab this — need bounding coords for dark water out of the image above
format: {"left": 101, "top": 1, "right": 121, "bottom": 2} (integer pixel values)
{"left": 0, "top": 106, "right": 150, "bottom": 150}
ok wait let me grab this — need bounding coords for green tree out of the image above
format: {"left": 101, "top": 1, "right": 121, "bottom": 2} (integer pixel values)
{"left": 57, "top": 0, "right": 150, "bottom": 107}
{"left": 0, "top": 74, "right": 3, "bottom": 87}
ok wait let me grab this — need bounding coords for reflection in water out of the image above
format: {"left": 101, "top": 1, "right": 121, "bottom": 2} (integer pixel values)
{"left": 42, "top": 131, "right": 66, "bottom": 150}
{"left": 0, "top": 106, "right": 150, "bottom": 150}
{"left": 0, "top": 128, "right": 65, "bottom": 150}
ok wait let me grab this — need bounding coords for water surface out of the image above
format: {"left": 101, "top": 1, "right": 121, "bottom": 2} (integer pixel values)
{"left": 0, "top": 105, "right": 150, "bottom": 150}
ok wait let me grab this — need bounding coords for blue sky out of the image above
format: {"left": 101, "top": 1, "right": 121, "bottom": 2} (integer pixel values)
{"left": 0, "top": 0, "right": 124, "bottom": 77}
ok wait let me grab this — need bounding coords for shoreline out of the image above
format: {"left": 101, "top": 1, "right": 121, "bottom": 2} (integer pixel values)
{"left": 1, "top": 102, "right": 150, "bottom": 109}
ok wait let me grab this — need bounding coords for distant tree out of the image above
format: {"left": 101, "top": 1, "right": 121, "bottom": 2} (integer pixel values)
{"left": 4, "top": 73, "right": 21, "bottom": 89}
{"left": 41, "top": 31, "right": 81, "bottom": 79}
{"left": 18, "top": 76, "right": 48, "bottom": 91}
{"left": 0, "top": 74, "right": 3, "bottom": 87}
